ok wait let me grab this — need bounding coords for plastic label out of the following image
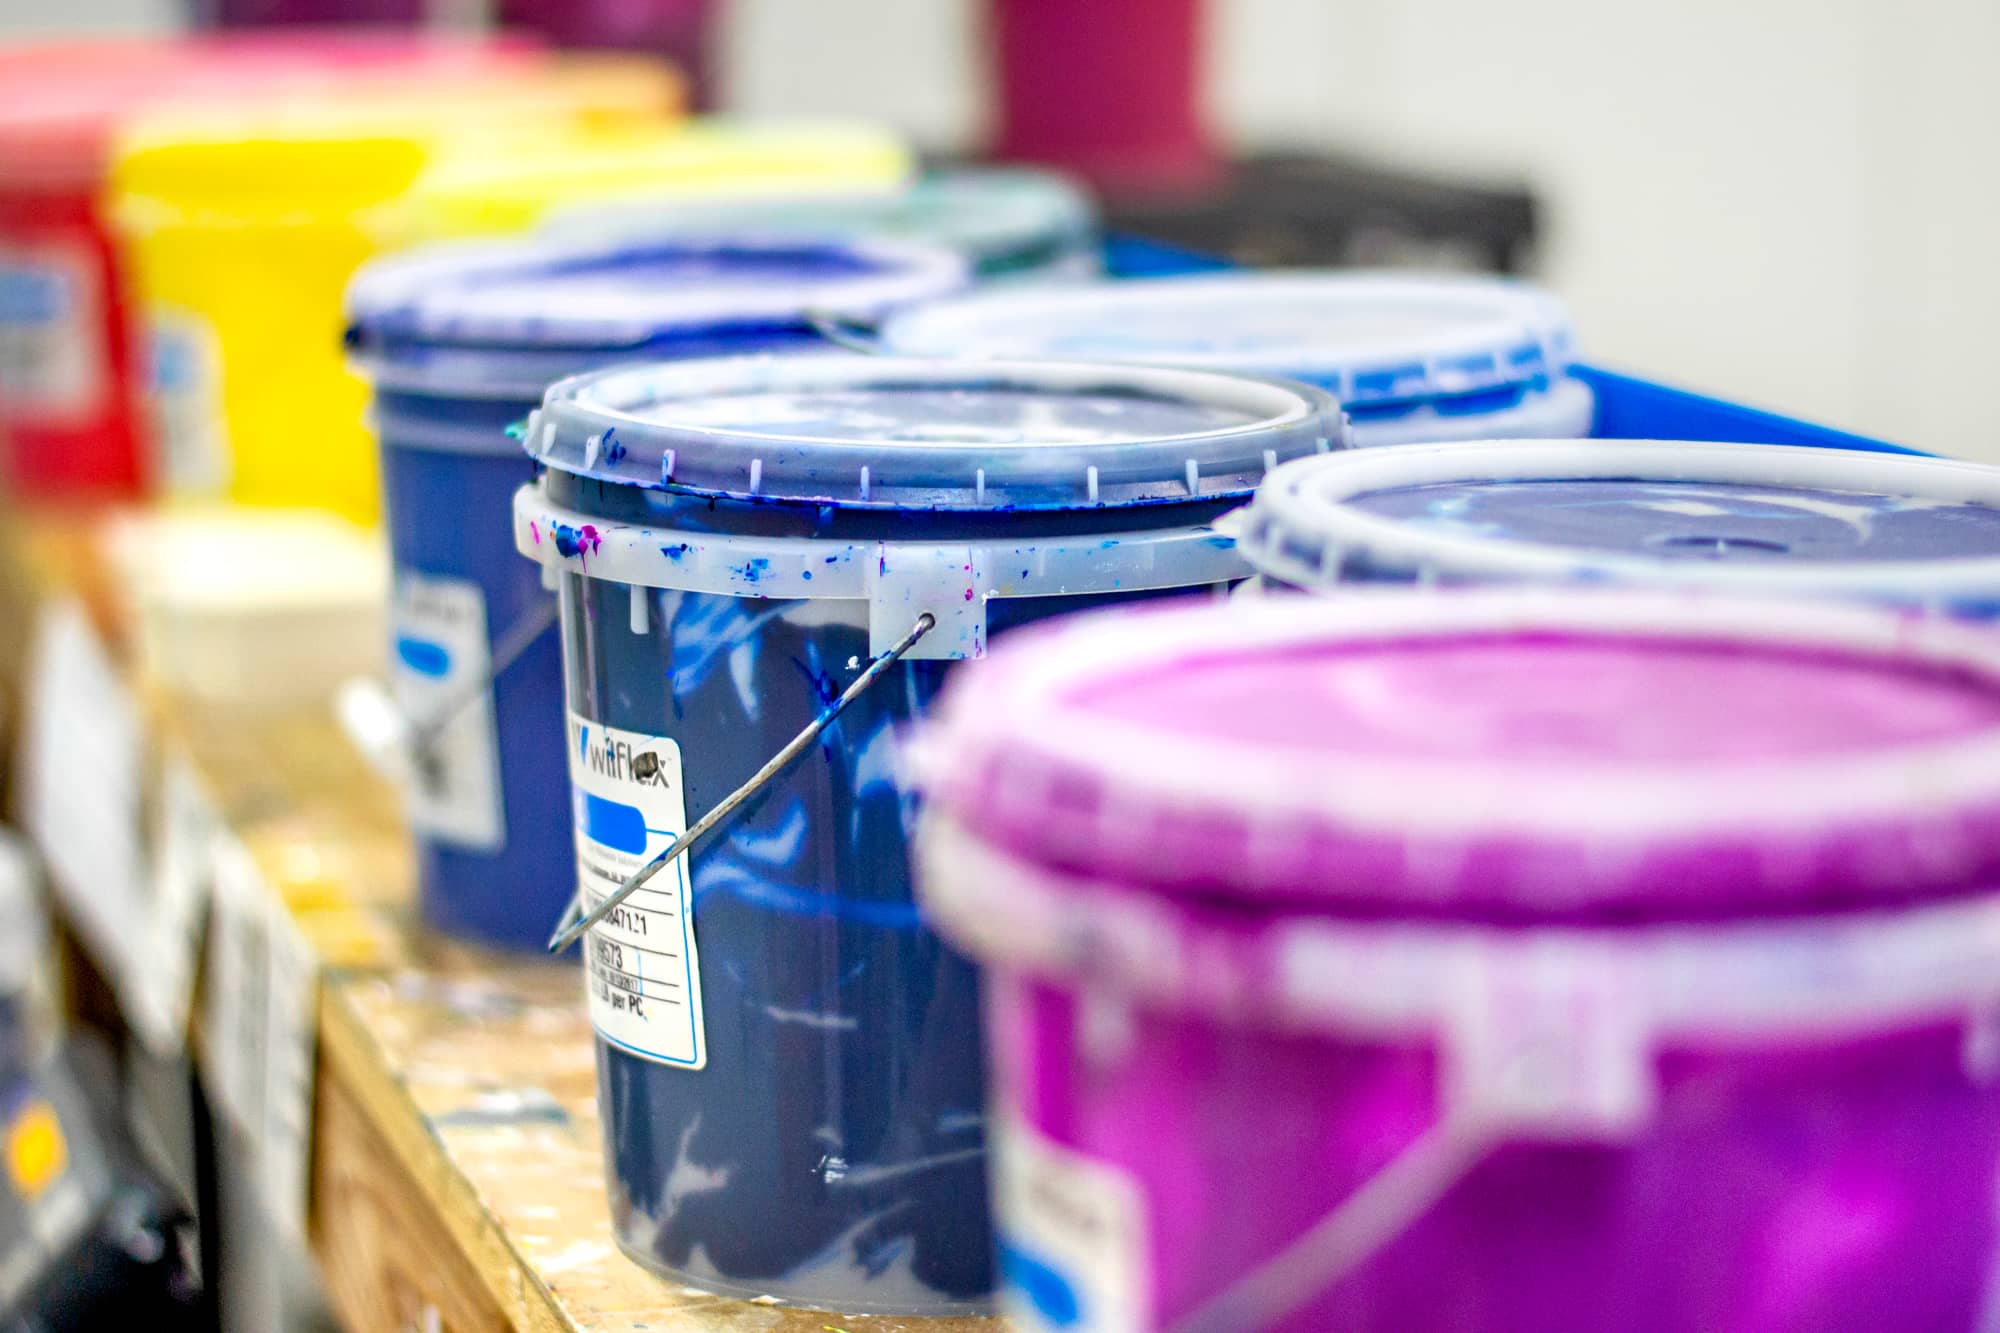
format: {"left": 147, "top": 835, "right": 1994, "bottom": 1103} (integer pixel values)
{"left": 19, "top": 601, "right": 148, "bottom": 993}
{"left": 393, "top": 574, "right": 505, "bottom": 852}
{"left": 260, "top": 896, "right": 319, "bottom": 1238}
{"left": 994, "top": 1118, "right": 1149, "bottom": 1333}
{"left": 129, "top": 754, "right": 218, "bottom": 1056}
{"left": 568, "top": 714, "right": 705, "bottom": 1070}
{"left": 201, "top": 837, "right": 270, "bottom": 1133}
{"left": 146, "top": 309, "right": 228, "bottom": 497}
{"left": 0, "top": 242, "right": 103, "bottom": 421}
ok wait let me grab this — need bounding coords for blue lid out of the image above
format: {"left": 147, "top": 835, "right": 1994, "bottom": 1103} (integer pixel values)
{"left": 541, "top": 167, "right": 1100, "bottom": 279}
{"left": 523, "top": 354, "right": 1347, "bottom": 510}
{"left": 878, "top": 271, "right": 1578, "bottom": 407}
{"left": 1237, "top": 439, "right": 2000, "bottom": 604}
{"left": 344, "top": 236, "right": 969, "bottom": 397}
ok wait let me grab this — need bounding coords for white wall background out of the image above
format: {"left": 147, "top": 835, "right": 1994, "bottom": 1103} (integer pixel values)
{"left": 8, "top": 0, "right": 1996, "bottom": 457}
{"left": 718, "top": 0, "right": 2000, "bottom": 461}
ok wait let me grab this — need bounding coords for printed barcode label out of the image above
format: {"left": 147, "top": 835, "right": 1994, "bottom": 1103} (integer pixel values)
{"left": 393, "top": 573, "right": 504, "bottom": 851}
{"left": 568, "top": 713, "right": 705, "bottom": 1070}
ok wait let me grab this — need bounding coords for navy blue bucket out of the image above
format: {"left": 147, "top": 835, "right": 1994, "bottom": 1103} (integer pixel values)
{"left": 345, "top": 239, "right": 968, "bottom": 951}
{"left": 512, "top": 354, "right": 1346, "bottom": 1311}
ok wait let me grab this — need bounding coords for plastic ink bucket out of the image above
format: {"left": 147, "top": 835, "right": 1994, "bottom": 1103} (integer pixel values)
{"left": 918, "top": 589, "right": 2000, "bottom": 1332}
{"left": 345, "top": 238, "right": 968, "bottom": 950}
{"left": 511, "top": 354, "right": 1345, "bottom": 1312}
{"left": 103, "top": 59, "right": 681, "bottom": 523}
{"left": 881, "top": 271, "right": 1593, "bottom": 447}
{"left": 542, "top": 167, "right": 1100, "bottom": 283}
{"left": 401, "top": 119, "right": 915, "bottom": 241}
{"left": 1234, "top": 439, "right": 2000, "bottom": 613}
{"left": 0, "top": 34, "right": 546, "bottom": 501}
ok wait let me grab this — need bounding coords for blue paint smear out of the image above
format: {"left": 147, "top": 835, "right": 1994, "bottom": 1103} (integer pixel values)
{"left": 577, "top": 790, "right": 648, "bottom": 855}
{"left": 1000, "top": 1241, "right": 1083, "bottom": 1327}
{"left": 551, "top": 522, "right": 596, "bottom": 559}
{"left": 396, "top": 636, "right": 452, "bottom": 678}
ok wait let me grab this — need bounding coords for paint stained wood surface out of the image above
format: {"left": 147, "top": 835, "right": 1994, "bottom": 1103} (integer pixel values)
{"left": 166, "top": 645, "right": 1001, "bottom": 1333}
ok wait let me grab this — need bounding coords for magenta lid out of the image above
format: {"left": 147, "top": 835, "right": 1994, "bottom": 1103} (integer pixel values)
{"left": 921, "top": 590, "right": 2000, "bottom": 922}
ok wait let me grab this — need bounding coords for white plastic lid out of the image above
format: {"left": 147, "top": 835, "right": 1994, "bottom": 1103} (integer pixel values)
{"left": 522, "top": 353, "right": 1345, "bottom": 509}
{"left": 1235, "top": 440, "right": 2000, "bottom": 607}
{"left": 878, "top": 271, "right": 1579, "bottom": 408}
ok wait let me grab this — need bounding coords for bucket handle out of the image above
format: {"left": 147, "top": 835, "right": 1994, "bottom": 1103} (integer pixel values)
{"left": 1164, "top": 1118, "right": 1488, "bottom": 1333}
{"left": 804, "top": 307, "right": 889, "bottom": 355}
{"left": 1165, "top": 950, "right": 1655, "bottom": 1330}
{"left": 340, "top": 597, "right": 559, "bottom": 788}
{"left": 545, "top": 611, "right": 937, "bottom": 953}
{"left": 410, "top": 597, "right": 559, "bottom": 755}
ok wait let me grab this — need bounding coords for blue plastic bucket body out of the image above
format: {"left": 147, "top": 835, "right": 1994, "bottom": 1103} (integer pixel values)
{"left": 371, "top": 336, "right": 856, "bottom": 951}
{"left": 378, "top": 431, "right": 573, "bottom": 948}
{"left": 545, "top": 478, "right": 1242, "bottom": 1312}
{"left": 510, "top": 352, "right": 1335, "bottom": 1310}
{"left": 351, "top": 239, "right": 970, "bottom": 952}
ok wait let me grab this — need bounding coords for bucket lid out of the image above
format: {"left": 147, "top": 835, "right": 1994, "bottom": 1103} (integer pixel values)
{"left": 521, "top": 353, "right": 1345, "bottom": 509}
{"left": 401, "top": 118, "right": 916, "bottom": 238}
{"left": 104, "top": 54, "right": 681, "bottom": 218}
{"left": 1236, "top": 440, "right": 2000, "bottom": 608}
{"left": 540, "top": 166, "right": 1098, "bottom": 276}
{"left": 878, "top": 271, "right": 1577, "bottom": 406}
{"left": 0, "top": 35, "right": 551, "bottom": 193}
{"left": 345, "top": 237, "right": 968, "bottom": 396}
{"left": 919, "top": 589, "right": 2000, "bottom": 921}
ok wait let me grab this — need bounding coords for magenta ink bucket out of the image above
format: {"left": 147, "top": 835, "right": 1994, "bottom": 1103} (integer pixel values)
{"left": 917, "top": 589, "right": 2000, "bottom": 1333}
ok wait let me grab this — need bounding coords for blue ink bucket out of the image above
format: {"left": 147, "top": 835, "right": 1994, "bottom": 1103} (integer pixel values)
{"left": 344, "top": 238, "right": 968, "bottom": 950}
{"left": 1233, "top": 439, "right": 2000, "bottom": 613}
{"left": 880, "top": 270, "right": 1595, "bottom": 447}
{"left": 542, "top": 166, "right": 1102, "bottom": 284}
{"left": 511, "top": 354, "right": 1345, "bottom": 1311}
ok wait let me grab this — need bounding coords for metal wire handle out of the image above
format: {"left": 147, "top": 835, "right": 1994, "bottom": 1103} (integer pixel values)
{"left": 407, "top": 597, "right": 560, "bottom": 754}
{"left": 545, "top": 612, "right": 937, "bottom": 954}
{"left": 804, "top": 307, "right": 889, "bottom": 355}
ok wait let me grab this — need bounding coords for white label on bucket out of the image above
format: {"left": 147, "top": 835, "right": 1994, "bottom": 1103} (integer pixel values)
{"left": 568, "top": 714, "right": 705, "bottom": 1070}
{"left": 393, "top": 574, "right": 504, "bottom": 852}
{"left": 994, "top": 1118, "right": 1149, "bottom": 1333}
{"left": 146, "top": 309, "right": 229, "bottom": 498}
{"left": 0, "top": 242, "right": 103, "bottom": 420}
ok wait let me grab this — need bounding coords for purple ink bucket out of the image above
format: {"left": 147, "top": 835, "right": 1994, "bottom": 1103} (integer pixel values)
{"left": 917, "top": 589, "right": 2000, "bottom": 1333}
